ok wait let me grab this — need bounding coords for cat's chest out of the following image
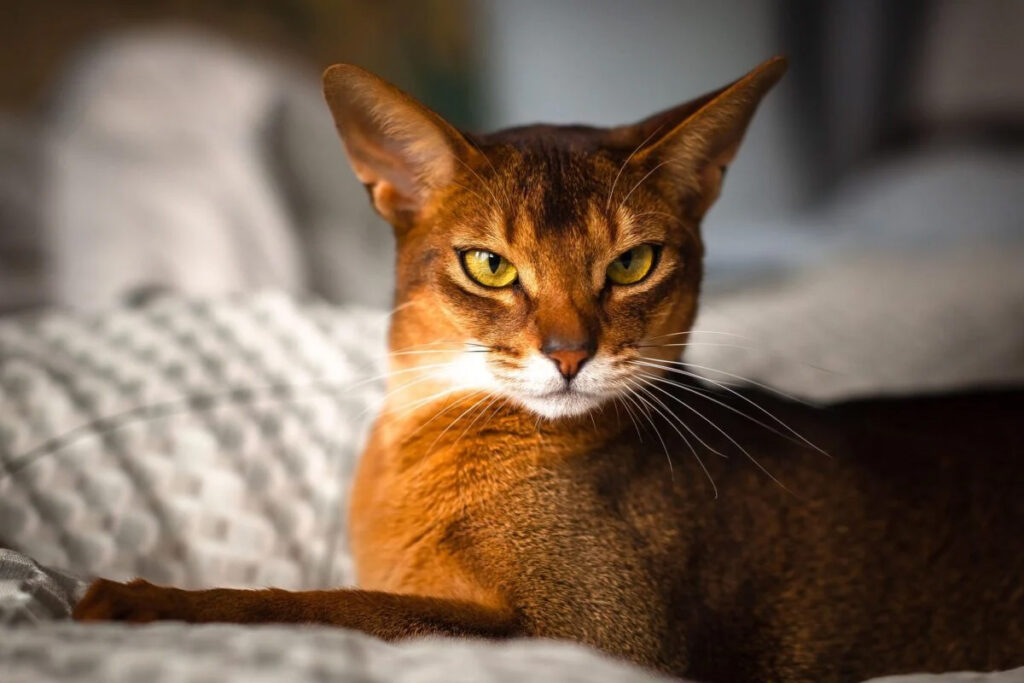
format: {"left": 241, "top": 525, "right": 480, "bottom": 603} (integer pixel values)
{"left": 350, "top": 422, "right": 682, "bottom": 592}
{"left": 346, "top": 423, "right": 545, "bottom": 597}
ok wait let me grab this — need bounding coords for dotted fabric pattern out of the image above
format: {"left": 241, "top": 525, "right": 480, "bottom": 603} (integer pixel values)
{"left": 0, "top": 293, "right": 387, "bottom": 591}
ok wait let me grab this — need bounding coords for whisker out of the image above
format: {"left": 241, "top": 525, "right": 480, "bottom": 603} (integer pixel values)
{"left": 643, "top": 358, "right": 827, "bottom": 454}
{"left": 685, "top": 359, "right": 838, "bottom": 399}
{"left": 628, "top": 361, "right": 800, "bottom": 444}
{"left": 614, "top": 396, "right": 644, "bottom": 444}
{"left": 616, "top": 157, "right": 675, "bottom": 215}
{"left": 640, "top": 331, "right": 843, "bottom": 378}
{"left": 449, "top": 179, "right": 500, "bottom": 215}
{"left": 620, "top": 383, "right": 653, "bottom": 421}
{"left": 605, "top": 124, "right": 666, "bottom": 212}
{"left": 427, "top": 391, "right": 496, "bottom": 455}
{"left": 390, "top": 339, "right": 492, "bottom": 353}
{"left": 450, "top": 391, "right": 506, "bottom": 450}
{"left": 641, "top": 330, "right": 750, "bottom": 343}
{"left": 358, "top": 370, "right": 451, "bottom": 420}
{"left": 382, "top": 343, "right": 489, "bottom": 372}
{"left": 638, "top": 341, "right": 758, "bottom": 351}
{"left": 631, "top": 375, "right": 728, "bottom": 460}
{"left": 628, "top": 359, "right": 829, "bottom": 457}
{"left": 638, "top": 346, "right": 842, "bottom": 384}
{"left": 381, "top": 300, "right": 420, "bottom": 321}
{"left": 478, "top": 395, "right": 512, "bottom": 433}
{"left": 395, "top": 388, "right": 478, "bottom": 440}
{"left": 465, "top": 139, "right": 514, "bottom": 212}
{"left": 617, "top": 390, "right": 650, "bottom": 444}
{"left": 388, "top": 348, "right": 490, "bottom": 358}
{"left": 627, "top": 377, "right": 720, "bottom": 499}
{"left": 639, "top": 355, "right": 818, "bottom": 406}
{"left": 636, "top": 371, "right": 795, "bottom": 495}
{"left": 450, "top": 146, "right": 506, "bottom": 215}
{"left": 621, "top": 378, "right": 674, "bottom": 480}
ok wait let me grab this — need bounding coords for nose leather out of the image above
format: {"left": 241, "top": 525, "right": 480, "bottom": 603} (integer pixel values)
{"left": 545, "top": 348, "right": 590, "bottom": 380}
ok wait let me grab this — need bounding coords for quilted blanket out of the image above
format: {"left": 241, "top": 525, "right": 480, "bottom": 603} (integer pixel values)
{"left": 0, "top": 294, "right": 384, "bottom": 589}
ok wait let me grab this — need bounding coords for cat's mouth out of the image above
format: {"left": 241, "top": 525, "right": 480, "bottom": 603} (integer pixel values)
{"left": 538, "top": 387, "right": 586, "bottom": 398}
{"left": 487, "top": 352, "right": 628, "bottom": 419}
{"left": 518, "top": 385, "right": 613, "bottom": 419}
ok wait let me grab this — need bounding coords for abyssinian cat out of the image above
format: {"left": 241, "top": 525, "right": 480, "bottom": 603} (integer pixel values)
{"left": 74, "top": 58, "right": 1024, "bottom": 682}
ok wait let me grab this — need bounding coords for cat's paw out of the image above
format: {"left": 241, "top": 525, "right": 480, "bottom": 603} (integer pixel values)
{"left": 73, "top": 578, "right": 182, "bottom": 623}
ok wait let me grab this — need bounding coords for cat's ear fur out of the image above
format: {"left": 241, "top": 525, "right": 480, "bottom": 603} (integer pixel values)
{"left": 615, "top": 57, "right": 787, "bottom": 218}
{"left": 323, "top": 64, "right": 478, "bottom": 228}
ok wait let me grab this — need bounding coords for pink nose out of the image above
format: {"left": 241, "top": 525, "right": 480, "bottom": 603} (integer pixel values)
{"left": 546, "top": 349, "right": 590, "bottom": 380}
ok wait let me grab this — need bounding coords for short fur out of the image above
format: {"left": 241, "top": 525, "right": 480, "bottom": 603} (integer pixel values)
{"left": 75, "top": 58, "right": 1024, "bottom": 682}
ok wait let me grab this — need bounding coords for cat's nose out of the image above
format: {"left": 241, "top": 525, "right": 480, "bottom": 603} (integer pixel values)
{"left": 545, "top": 348, "right": 590, "bottom": 381}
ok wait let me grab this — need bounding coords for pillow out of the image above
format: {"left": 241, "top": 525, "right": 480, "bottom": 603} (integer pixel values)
{"left": 0, "top": 293, "right": 385, "bottom": 589}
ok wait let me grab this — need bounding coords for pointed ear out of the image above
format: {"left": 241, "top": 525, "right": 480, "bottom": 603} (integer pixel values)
{"left": 322, "top": 64, "right": 477, "bottom": 228}
{"left": 618, "top": 57, "right": 787, "bottom": 219}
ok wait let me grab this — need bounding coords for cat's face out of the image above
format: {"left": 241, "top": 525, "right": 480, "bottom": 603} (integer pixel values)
{"left": 386, "top": 137, "right": 703, "bottom": 418}
{"left": 324, "top": 59, "right": 785, "bottom": 419}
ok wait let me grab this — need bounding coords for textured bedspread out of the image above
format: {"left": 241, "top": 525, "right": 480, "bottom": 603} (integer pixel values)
{"left": 1, "top": 622, "right": 677, "bottom": 683}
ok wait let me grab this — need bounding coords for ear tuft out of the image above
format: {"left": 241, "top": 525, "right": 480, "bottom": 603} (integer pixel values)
{"left": 323, "top": 64, "right": 474, "bottom": 227}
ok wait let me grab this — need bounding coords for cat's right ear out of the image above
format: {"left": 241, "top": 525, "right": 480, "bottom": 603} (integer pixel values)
{"left": 323, "top": 64, "right": 477, "bottom": 228}
{"left": 609, "top": 57, "right": 787, "bottom": 220}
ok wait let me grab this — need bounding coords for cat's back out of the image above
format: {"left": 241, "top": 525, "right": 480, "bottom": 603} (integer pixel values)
{"left": 645, "top": 386, "right": 1024, "bottom": 681}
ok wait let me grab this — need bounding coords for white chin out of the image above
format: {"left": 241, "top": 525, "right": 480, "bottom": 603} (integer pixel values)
{"left": 518, "top": 391, "right": 606, "bottom": 419}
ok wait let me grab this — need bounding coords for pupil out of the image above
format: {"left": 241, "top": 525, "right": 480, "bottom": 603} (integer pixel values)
{"left": 619, "top": 251, "right": 633, "bottom": 269}
{"left": 488, "top": 253, "right": 501, "bottom": 273}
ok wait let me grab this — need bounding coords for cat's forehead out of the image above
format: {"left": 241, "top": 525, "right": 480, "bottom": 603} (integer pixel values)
{"left": 449, "top": 140, "right": 666, "bottom": 254}
{"left": 511, "top": 148, "right": 608, "bottom": 237}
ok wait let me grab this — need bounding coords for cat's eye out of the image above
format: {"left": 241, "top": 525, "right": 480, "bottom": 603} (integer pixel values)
{"left": 460, "top": 249, "right": 518, "bottom": 288}
{"left": 607, "top": 244, "right": 657, "bottom": 285}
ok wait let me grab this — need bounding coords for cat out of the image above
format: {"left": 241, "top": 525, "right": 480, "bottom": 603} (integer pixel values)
{"left": 73, "top": 57, "right": 1024, "bottom": 682}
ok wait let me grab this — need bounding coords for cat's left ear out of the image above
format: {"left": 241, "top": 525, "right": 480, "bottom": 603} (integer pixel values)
{"left": 322, "top": 64, "right": 480, "bottom": 229}
{"left": 616, "top": 57, "right": 788, "bottom": 219}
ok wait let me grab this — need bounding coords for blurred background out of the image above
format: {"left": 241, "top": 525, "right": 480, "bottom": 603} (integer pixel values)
{"left": 0, "top": 0, "right": 1022, "bottom": 315}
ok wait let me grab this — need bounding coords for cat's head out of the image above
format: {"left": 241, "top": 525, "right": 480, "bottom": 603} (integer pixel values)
{"left": 324, "top": 58, "right": 785, "bottom": 419}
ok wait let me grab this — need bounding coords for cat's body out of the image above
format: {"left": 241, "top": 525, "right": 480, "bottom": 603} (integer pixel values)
{"left": 74, "top": 58, "right": 1024, "bottom": 682}
{"left": 353, "top": 383, "right": 1024, "bottom": 681}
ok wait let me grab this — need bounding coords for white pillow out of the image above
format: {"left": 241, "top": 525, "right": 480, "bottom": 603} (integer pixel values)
{"left": 0, "top": 293, "right": 385, "bottom": 589}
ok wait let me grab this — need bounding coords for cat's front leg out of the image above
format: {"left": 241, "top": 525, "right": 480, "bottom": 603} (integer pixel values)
{"left": 74, "top": 578, "right": 191, "bottom": 623}
{"left": 73, "top": 578, "right": 521, "bottom": 640}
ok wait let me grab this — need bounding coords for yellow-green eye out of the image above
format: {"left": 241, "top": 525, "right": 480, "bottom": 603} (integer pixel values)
{"left": 461, "top": 249, "right": 518, "bottom": 288}
{"left": 607, "top": 244, "right": 656, "bottom": 285}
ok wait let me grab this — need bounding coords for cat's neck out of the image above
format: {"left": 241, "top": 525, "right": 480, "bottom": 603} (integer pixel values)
{"left": 371, "top": 378, "right": 629, "bottom": 467}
